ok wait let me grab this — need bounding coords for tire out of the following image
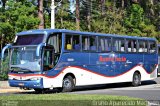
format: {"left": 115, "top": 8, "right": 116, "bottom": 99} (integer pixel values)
{"left": 132, "top": 72, "right": 141, "bottom": 87}
{"left": 62, "top": 76, "right": 75, "bottom": 92}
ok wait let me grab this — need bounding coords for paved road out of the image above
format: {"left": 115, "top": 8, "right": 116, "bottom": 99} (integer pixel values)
{"left": 70, "top": 78, "right": 160, "bottom": 101}
{"left": 72, "top": 84, "right": 160, "bottom": 100}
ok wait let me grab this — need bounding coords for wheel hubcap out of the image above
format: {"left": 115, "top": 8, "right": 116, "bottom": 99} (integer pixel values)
{"left": 134, "top": 75, "right": 139, "bottom": 84}
{"left": 63, "top": 79, "right": 71, "bottom": 88}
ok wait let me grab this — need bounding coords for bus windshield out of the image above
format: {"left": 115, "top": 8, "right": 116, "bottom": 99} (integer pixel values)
{"left": 10, "top": 46, "right": 41, "bottom": 72}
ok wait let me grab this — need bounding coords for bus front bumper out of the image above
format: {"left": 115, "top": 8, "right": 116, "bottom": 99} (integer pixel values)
{"left": 8, "top": 79, "right": 43, "bottom": 89}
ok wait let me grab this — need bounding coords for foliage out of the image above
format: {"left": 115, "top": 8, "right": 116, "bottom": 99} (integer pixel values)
{"left": 0, "top": 56, "right": 9, "bottom": 80}
{"left": 0, "top": 0, "right": 159, "bottom": 46}
{"left": 124, "top": 4, "right": 159, "bottom": 37}
{"left": 0, "top": 0, "right": 39, "bottom": 45}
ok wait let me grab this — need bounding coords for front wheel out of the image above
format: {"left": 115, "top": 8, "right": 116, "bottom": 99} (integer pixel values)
{"left": 62, "top": 76, "right": 75, "bottom": 92}
{"left": 132, "top": 72, "right": 141, "bottom": 87}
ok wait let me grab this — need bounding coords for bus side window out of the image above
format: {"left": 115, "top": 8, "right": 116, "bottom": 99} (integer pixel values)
{"left": 149, "top": 41, "right": 156, "bottom": 53}
{"left": 47, "top": 34, "right": 61, "bottom": 53}
{"left": 65, "top": 35, "right": 72, "bottom": 50}
{"left": 99, "top": 37, "right": 111, "bottom": 52}
{"left": 89, "top": 36, "right": 97, "bottom": 51}
{"left": 144, "top": 41, "right": 148, "bottom": 52}
{"left": 127, "top": 40, "right": 132, "bottom": 52}
{"left": 132, "top": 40, "right": 137, "bottom": 52}
{"left": 73, "top": 35, "right": 80, "bottom": 51}
{"left": 127, "top": 39, "right": 137, "bottom": 53}
{"left": 82, "top": 36, "right": 89, "bottom": 51}
{"left": 113, "top": 38, "right": 125, "bottom": 52}
{"left": 138, "top": 40, "right": 147, "bottom": 53}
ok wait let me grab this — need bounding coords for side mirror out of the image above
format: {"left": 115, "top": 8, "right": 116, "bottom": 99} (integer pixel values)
{"left": 1, "top": 44, "right": 12, "bottom": 60}
{"left": 36, "top": 43, "right": 46, "bottom": 57}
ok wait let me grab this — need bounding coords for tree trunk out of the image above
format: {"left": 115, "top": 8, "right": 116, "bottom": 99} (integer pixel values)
{"left": 121, "top": 0, "right": 124, "bottom": 8}
{"left": 101, "top": 0, "right": 105, "bottom": 16}
{"left": 38, "top": 0, "right": 44, "bottom": 29}
{"left": 149, "top": 0, "right": 155, "bottom": 15}
{"left": 87, "top": 0, "right": 91, "bottom": 31}
{"left": 76, "top": 0, "right": 80, "bottom": 30}
{"left": 132, "top": 0, "right": 139, "bottom": 4}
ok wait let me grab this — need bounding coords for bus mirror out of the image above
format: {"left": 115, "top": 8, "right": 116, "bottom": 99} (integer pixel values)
{"left": 36, "top": 43, "right": 46, "bottom": 57}
{"left": 1, "top": 44, "right": 12, "bottom": 60}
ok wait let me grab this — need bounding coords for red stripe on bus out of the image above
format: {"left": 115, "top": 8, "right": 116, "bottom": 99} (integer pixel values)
{"left": 8, "top": 64, "right": 157, "bottom": 78}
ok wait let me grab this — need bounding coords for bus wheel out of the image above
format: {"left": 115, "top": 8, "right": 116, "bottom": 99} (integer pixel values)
{"left": 62, "top": 76, "right": 75, "bottom": 92}
{"left": 132, "top": 72, "right": 141, "bottom": 87}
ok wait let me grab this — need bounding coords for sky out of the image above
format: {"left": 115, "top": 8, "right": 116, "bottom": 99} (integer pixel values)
{"left": 0, "top": 0, "right": 75, "bottom": 13}
{"left": 0, "top": 0, "right": 2, "bottom": 8}
{"left": 69, "top": 0, "right": 75, "bottom": 13}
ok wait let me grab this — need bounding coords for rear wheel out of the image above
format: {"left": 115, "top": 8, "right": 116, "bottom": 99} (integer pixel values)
{"left": 62, "top": 76, "right": 75, "bottom": 92}
{"left": 132, "top": 72, "right": 141, "bottom": 86}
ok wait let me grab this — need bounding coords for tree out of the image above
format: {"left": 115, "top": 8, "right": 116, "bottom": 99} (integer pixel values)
{"left": 0, "top": 0, "right": 39, "bottom": 45}
{"left": 76, "top": 0, "right": 80, "bottom": 30}
{"left": 124, "top": 3, "right": 159, "bottom": 37}
{"left": 38, "top": 0, "right": 44, "bottom": 29}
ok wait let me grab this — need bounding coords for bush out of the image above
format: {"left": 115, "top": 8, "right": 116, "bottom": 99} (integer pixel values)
{"left": 0, "top": 56, "right": 9, "bottom": 80}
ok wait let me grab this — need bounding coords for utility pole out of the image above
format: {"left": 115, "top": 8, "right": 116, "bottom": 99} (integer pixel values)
{"left": 51, "top": 0, "right": 55, "bottom": 29}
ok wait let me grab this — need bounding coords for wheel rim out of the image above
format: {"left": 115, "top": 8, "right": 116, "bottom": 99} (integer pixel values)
{"left": 63, "top": 79, "right": 72, "bottom": 89}
{"left": 134, "top": 74, "right": 140, "bottom": 84}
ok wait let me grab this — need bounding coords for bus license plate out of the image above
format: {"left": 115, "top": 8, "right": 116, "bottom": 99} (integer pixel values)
{"left": 18, "top": 83, "right": 24, "bottom": 86}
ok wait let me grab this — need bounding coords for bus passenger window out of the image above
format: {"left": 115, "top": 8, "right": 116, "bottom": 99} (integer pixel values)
{"left": 99, "top": 37, "right": 111, "bottom": 52}
{"left": 149, "top": 41, "right": 156, "bottom": 53}
{"left": 144, "top": 42, "right": 148, "bottom": 52}
{"left": 82, "top": 36, "right": 89, "bottom": 51}
{"left": 113, "top": 39, "right": 125, "bottom": 52}
{"left": 90, "top": 36, "right": 97, "bottom": 51}
{"left": 132, "top": 40, "right": 137, "bottom": 52}
{"left": 127, "top": 40, "right": 132, "bottom": 52}
{"left": 73, "top": 35, "right": 80, "bottom": 50}
{"left": 138, "top": 41, "right": 147, "bottom": 53}
{"left": 65, "top": 35, "right": 72, "bottom": 50}
{"left": 127, "top": 40, "right": 137, "bottom": 53}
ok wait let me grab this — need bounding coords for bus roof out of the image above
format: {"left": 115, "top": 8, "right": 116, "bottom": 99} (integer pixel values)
{"left": 17, "top": 29, "right": 156, "bottom": 41}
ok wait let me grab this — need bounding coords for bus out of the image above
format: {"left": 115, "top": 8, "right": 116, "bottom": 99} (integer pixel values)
{"left": 1, "top": 29, "right": 158, "bottom": 92}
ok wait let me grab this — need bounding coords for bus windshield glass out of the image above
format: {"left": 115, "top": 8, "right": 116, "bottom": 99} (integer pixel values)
{"left": 15, "top": 34, "right": 44, "bottom": 45}
{"left": 10, "top": 46, "right": 41, "bottom": 72}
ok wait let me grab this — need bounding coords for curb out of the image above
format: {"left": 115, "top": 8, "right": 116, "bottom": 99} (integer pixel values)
{"left": 0, "top": 89, "right": 25, "bottom": 93}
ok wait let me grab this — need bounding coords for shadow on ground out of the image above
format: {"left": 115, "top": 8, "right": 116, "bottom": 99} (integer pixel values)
{"left": 16, "top": 80, "right": 157, "bottom": 94}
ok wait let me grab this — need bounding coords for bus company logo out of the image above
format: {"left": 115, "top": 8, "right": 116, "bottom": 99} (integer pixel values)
{"left": 99, "top": 56, "right": 126, "bottom": 62}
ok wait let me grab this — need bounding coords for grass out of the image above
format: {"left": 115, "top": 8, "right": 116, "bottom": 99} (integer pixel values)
{"left": 0, "top": 93, "right": 147, "bottom": 106}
